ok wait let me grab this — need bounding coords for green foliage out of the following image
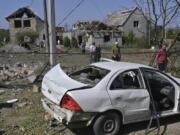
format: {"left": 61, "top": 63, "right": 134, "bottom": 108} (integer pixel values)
{"left": 167, "top": 28, "right": 180, "bottom": 41}
{"left": 135, "top": 37, "right": 150, "bottom": 48}
{"left": 16, "top": 29, "right": 39, "bottom": 44}
{"left": 0, "top": 29, "right": 9, "bottom": 46}
{"left": 63, "top": 36, "right": 71, "bottom": 47}
{"left": 127, "top": 31, "right": 136, "bottom": 44}
{"left": 122, "top": 33, "right": 149, "bottom": 48}
{"left": 71, "top": 37, "right": 78, "bottom": 48}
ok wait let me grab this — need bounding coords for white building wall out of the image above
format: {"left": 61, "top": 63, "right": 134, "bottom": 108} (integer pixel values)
{"left": 121, "top": 9, "right": 148, "bottom": 38}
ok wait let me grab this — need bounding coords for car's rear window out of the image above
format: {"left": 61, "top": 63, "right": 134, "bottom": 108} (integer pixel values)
{"left": 69, "top": 66, "right": 109, "bottom": 86}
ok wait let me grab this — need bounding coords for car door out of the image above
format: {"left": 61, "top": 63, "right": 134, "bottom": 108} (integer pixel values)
{"left": 140, "top": 68, "right": 179, "bottom": 113}
{"left": 107, "top": 69, "right": 151, "bottom": 123}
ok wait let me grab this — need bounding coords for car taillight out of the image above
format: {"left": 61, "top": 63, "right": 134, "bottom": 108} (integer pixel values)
{"left": 60, "top": 94, "right": 82, "bottom": 110}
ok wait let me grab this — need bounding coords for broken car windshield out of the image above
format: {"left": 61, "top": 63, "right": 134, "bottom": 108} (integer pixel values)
{"left": 69, "top": 66, "right": 109, "bottom": 86}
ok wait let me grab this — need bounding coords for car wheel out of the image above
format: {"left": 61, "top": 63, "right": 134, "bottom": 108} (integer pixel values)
{"left": 93, "top": 112, "right": 121, "bottom": 135}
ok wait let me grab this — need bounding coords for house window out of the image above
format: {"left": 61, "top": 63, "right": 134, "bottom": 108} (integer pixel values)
{"left": 14, "top": 20, "right": 22, "bottom": 28}
{"left": 24, "top": 20, "right": 31, "bottom": 27}
{"left": 134, "top": 21, "right": 139, "bottom": 27}
{"left": 104, "top": 35, "right": 110, "bottom": 42}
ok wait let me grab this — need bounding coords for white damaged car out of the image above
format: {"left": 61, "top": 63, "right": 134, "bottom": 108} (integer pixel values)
{"left": 41, "top": 62, "right": 180, "bottom": 135}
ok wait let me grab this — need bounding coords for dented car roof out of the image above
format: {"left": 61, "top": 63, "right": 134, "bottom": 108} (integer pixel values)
{"left": 91, "top": 62, "right": 152, "bottom": 71}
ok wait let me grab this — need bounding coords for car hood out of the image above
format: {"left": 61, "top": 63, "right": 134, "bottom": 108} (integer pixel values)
{"left": 41, "top": 64, "right": 87, "bottom": 104}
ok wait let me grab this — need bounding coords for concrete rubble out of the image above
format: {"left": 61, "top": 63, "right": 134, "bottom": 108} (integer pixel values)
{"left": 0, "top": 62, "right": 45, "bottom": 87}
{"left": 0, "top": 44, "right": 29, "bottom": 53}
{"left": 0, "top": 90, "right": 5, "bottom": 95}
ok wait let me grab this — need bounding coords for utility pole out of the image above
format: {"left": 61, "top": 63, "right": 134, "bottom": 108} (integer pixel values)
{"left": 43, "top": 0, "right": 50, "bottom": 54}
{"left": 47, "top": 0, "right": 56, "bottom": 67}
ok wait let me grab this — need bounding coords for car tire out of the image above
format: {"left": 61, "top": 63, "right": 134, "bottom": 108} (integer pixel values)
{"left": 93, "top": 112, "right": 121, "bottom": 135}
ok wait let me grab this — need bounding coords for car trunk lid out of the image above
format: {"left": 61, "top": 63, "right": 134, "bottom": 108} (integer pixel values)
{"left": 42, "top": 64, "right": 87, "bottom": 104}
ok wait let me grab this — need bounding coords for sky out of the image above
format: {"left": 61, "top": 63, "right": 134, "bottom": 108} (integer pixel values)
{"left": 0, "top": 0, "right": 135, "bottom": 29}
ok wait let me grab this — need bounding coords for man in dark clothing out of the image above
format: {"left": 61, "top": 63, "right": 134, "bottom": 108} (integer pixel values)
{"left": 95, "top": 44, "right": 101, "bottom": 62}
{"left": 80, "top": 42, "right": 86, "bottom": 54}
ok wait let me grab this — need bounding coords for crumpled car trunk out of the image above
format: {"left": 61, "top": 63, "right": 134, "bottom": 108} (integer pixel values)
{"left": 42, "top": 64, "right": 87, "bottom": 104}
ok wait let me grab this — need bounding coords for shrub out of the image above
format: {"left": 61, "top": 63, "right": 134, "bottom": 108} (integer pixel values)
{"left": 135, "top": 37, "right": 150, "bottom": 48}
{"left": 63, "top": 36, "right": 71, "bottom": 47}
{"left": 16, "top": 29, "right": 39, "bottom": 44}
{"left": 71, "top": 37, "right": 78, "bottom": 48}
{"left": 0, "top": 29, "right": 9, "bottom": 46}
{"left": 127, "top": 31, "right": 136, "bottom": 44}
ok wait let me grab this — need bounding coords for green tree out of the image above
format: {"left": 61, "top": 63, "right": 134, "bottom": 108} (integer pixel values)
{"left": 71, "top": 37, "right": 78, "bottom": 48}
{"left": 63, "top": 37, "right": 71, "bottom": 47}
{"left": 16, "top": 29, "right": 39, "bottom": 44}
{"left": 0, "top": 29, "right": 9, "bottom": 46}
{"left": 127, "top": 31, "right": 136, "bottom": 45}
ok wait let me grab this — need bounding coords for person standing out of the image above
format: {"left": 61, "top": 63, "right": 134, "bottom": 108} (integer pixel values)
{"left": 89, "top": 42, "right": 96, "bottom": 63}
{"left": 80, "top": 42, "right": 86, "bottom": 54}
{"left": 112, "top": 42, "right": 121, "bottom": 61}
{"left": 155, "top": 44, "right": 170, "bottom": 72}
{"left": 95, "top": 44, "right": 101, "bottom": 62}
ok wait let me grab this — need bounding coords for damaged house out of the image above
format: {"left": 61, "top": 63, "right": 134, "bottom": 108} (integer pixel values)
{"left": 104, "top": 7, "right": 150, "bottom": 39}
{"left": 6, "top": 6, "right": 45, "bottom": 43}
{"left": 64, "top": 21, "right": 122, "bottom": 46}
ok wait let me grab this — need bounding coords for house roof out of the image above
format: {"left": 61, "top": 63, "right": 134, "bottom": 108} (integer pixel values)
{"left": 6, "top": 6, "right": 44, "bottom": 22}
{"left": 73, "top": 20, "right": 120, "bottom": 32}
{"left": 104, "top": 7, "right": 148, "bottom": 27}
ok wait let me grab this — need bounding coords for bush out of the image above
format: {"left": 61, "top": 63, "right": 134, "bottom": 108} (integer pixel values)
{"left": 127, "top": 31, "right": 136, "bottom": 44}
{"left": 122, "top": 32, "right": 150, "bottom": 48}
{"left": 135, "top": 37, "right": 150, "bottom": 48}
{"left": 167, "top": 29, "right": 180, "bottom": 41}
{"left": 16, "top": 29, "right": 39, "bottom": 44}
{"left": 63, "top": 37, "right": 71, "bottom": 47}
{"left": 0, "top": 29, "right": 9, "bottom": 46}
{"left": 71, "top": 37, "right": 79, "bottom": 48}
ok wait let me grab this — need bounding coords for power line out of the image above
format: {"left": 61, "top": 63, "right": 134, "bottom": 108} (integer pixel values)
{"left": 88, "top": 0, "right": 104, "bottom": 18}
{"left": 30, "top": 0, "right": 34, "bottom": 6}
{"left": 57, "top": 0, "right": 86, "bottom": 26}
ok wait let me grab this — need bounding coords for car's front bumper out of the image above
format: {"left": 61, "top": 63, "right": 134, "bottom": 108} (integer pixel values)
{"left": 41, "top": 98, "right": 97, "bottom": 128}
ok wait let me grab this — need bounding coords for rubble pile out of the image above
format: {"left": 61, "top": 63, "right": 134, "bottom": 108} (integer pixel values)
{"left": 0, "top": 44, "right": 29, "bottom": 53}
{"left": 0, "top": 62, "right": 45, "bottom": 86}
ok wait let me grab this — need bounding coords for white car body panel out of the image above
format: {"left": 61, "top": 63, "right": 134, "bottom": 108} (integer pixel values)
{"left": 41, "top": 62, "right": 180, "bottom": 127}
{"left": 42, "top": 64, "right": 87, "bottom": 104}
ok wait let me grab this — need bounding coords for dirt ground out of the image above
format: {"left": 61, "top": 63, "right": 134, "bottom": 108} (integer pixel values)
{"left": 0, "top": 48, "right": 180, "bottom": 135}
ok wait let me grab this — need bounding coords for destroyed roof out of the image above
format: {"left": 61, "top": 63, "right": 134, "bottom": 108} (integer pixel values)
{"left": 73, "top": 20, "right": 120, "bottom": 31}
{"left": 104, "top": 7, "right": 148, "bottom": 27}
{"left": 6, "top": 6, "right": 43, "bottom": 22}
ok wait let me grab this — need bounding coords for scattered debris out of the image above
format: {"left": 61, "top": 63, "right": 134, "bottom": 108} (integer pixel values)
{"left": 0, "top": 62, "right": 46, "bottom": 87}
{"left": 32, "top": 85, "right": 40, "bottom": 93}
{"left": 19, "top": 126, "right": 25, "bottom": 132}
{"left": 0, "top": 129, "right": 6, "bottom": 134}
{"left": 0, "top": 44, "right": 29, "bottom": 53}
{"left": 0, "top": 103, "right": 13, "bottom": 109}
{"left": 17, "top": 102, "right": 27, "bottom": 108}
{"left": 12, "top": 124, "right": 19, "bottom": 129}
{"left": 49, "top": 119, "right": 58, "bottom": 127}
{"left": 44, "top": 114, "right": 53, "bottom": 121}
{"left": 6, "top": 99, "right": 18, "bottom": 104}
{"left": 0, "top": 90, "right": 5, "bottom": 95}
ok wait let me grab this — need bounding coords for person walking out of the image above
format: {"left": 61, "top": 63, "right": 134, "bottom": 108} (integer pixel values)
{"left": 112, "top": 42, "right": 121, "bottom": 61}
{"left": 155, "top": 44, "right": 170, "bottom": 72}
{"left": 89, "top": 42, "right": 96, "bottom": 63}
